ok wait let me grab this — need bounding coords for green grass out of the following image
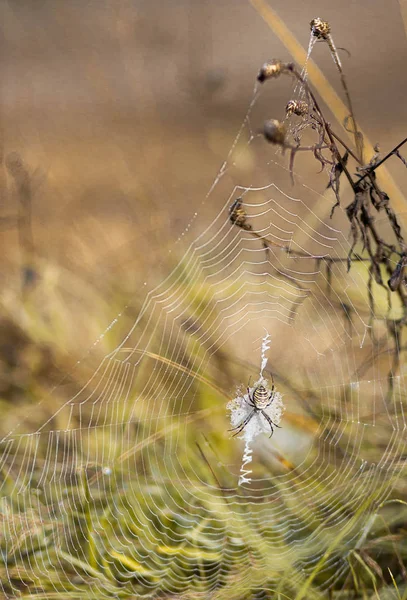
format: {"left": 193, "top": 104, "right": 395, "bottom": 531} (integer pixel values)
{"left": 0, "top": 252, "right": 406, "bottom": 599}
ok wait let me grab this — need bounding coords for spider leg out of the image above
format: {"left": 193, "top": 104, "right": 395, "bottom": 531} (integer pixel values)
{"left": 229, "top": 408, "right": 255, "bottom": 431}
{"left": 263, "top": 390, "right": 276, "bottom": 409}
{"left": 228, "top": 409, "right": 255, "bottom": 437}
{"left": 245, "top": 387, "right": 256, "bottom": 407}
{"left": 269, "top": 369, "right": 275, "bottom": 390}
{"left": 261, "top": 410, "right": 281, "bottom": 438}
{"left": 229, "top": 410, "right": 255, "bottom": 435}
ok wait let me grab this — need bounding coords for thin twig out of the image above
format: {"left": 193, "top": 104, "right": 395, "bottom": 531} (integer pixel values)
{"left": 356, "top": 137, "right": 407, "bottom": 184}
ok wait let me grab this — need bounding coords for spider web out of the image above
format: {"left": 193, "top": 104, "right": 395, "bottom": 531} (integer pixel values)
{"left": 0, "top": 50, "right": 406, "bottom": 599}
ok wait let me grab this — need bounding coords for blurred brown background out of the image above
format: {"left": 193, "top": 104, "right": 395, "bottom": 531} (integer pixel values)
{"left": 1, "top": 0, "right": 406, "bottom": 275}
{"left": 0, "top": 0, "right": 406, "bottom": 428}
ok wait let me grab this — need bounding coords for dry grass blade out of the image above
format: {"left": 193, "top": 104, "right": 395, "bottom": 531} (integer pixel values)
{"left": 399, "top": 0, "right": 407, "bottom": 39}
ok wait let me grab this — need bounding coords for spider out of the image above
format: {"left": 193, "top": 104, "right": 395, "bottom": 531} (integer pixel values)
{"left": 229, "top": 381, "right": 281, "bottom": 438}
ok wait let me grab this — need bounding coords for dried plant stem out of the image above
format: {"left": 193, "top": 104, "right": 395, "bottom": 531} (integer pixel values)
{"left": 241, "top": 7, "right": 407, "bottom": 398}
{"left": 288, "top": 64, "right": 357, "bottom": 193}
{"left": 325, "top": 33, "right": 363, "bottom": 162}
{"left": 398, "top": 0, "right": 407, "bottom": 40}
{"left": 249, "top": 0, "right": 407, "bottom": 230}
{"left": 357, "top": 137, "right": 407, "bottom": 185}
{"left": 328, "top": 128, "right": 362, "bottom": 164}
{"left": 5, "top": 153, "right": 36, "bottom": 295}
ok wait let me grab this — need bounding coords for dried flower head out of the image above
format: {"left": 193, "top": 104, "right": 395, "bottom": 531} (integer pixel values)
{"left": 229, "top": 198, "right": 252, "bottom": 230}
{"left": 257, "top": 59, "right": 285, "bottom": 83}
{"left": 263, "top": 119, "right": 286, "bottom": 146}
{"left": 286, "top": 100, "right": 309, "bottom": 117}
{"left": 310, "top": 17, "right": 330, "bottom": 39}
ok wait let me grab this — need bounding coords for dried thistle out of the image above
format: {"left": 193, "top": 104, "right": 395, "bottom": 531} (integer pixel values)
{"left": 310, "top": 17, "right": 331, "bottom": 39}
{"left": 263, "top": 119, "right": 286, "bottom": 146}
{"left": 257, "top": 59, "right": 285, "bottom": 83}
{"left": 286, "top": 100, "right": 309, "bottom": 117}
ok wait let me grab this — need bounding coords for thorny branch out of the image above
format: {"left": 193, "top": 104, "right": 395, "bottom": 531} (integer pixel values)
{"left": 229, "top": 18, "right": 407, "bottom": 399}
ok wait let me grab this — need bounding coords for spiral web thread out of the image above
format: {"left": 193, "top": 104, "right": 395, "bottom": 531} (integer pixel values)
{"left": 0, "top": 61, "right": 406, "bottom": 599}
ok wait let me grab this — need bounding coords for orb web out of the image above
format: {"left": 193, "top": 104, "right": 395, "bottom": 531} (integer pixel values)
{"left": 0, "top": 52, "right": 406, "bottom": 599}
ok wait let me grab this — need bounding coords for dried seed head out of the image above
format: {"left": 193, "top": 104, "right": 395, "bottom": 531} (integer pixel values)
{"left": 286, "top": 100, "right": 308, "bottom": 117}
{"left": 263, "top": 119, "right": 286, "bottom": 146}
{"left": 229, "top": 198, "right": 252, "bottom": 230}
{"left": 257, "top": 59, "right": 285, "bottom": 83}
{"left": 310, "top": 17, "right": 330, "bottom": 39}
